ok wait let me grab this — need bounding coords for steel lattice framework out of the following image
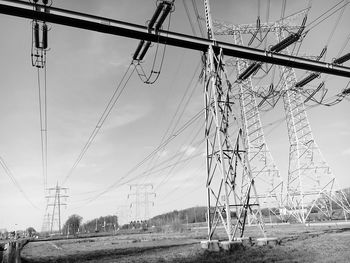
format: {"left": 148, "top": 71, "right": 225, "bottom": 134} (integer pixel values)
{"left": 42, "top": 183, "right": 68, "bottom": 233}
{"left": 1, "top": 0, "right": 350, "bottom": 239}
{"left": 276, "top": 28, "right": 350, "bottom": 223}
{"left": 232, "top": 31, "right": 284, "bottom": 220}
{"left": 211, "top": 9, "right": 350, "bottom": 223}
{"left": 204, "top": 0, "right": 266, "bottom": 241}
{"left": 210, "top": 11, "right": 308, "bottom": 221}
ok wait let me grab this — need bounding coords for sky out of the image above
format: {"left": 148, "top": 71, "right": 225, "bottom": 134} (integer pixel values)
{"left": 0, "top": 0, "right": 349, "bottom": 231}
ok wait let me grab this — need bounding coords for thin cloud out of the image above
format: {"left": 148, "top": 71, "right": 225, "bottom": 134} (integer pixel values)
{"left": 181, "top": 145, "right": 196, "bottom": 156}
{"left": 342, "top": 148, "right": 350, "bottom": 156}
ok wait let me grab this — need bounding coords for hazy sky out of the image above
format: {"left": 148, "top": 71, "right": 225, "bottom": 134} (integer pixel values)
{"left": 0, "top": 0, "right": 349, "bottom": 231}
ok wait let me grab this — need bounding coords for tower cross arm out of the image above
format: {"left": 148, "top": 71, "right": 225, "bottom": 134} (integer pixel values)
{"left": 211, "top": 9, "right": 308, "bottom": 35}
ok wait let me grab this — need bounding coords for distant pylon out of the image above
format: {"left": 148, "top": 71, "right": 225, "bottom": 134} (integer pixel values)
{"left": 44, "top": 182, "right": 68, "bottom": 233}
{"left": 41, "top": 206, "right": 51, "bottom": 233}
{"left": 116, "top": 205, "right": 131, "bottom": 225}
{"left": 128, "top": 184, "right": 156, "bottom": 221}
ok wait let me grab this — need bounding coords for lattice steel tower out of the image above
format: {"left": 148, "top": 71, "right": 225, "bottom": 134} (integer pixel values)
{"left": 232, "top": 30, "right": 284, "bottom": 218}
{"left": 210, "top": 10, "right": 307, "bottom": 220}
{"left": 128, "top": 184, "right": 156, "bottom": 221}
{"left": 43, "top": 183, "right": 68, "bottom": 233}
{"left": 211, "top": 8, "right": 350, "bottom": 223}
{"left": 203, "top": 0, "right": 266, "bottom": 242}
{"left": 275, "top": 25, "right": 350, "bottom": 223}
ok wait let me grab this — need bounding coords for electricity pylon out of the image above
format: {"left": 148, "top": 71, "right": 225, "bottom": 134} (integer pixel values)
{"left": 211, "top": 8, "right": 350, "bottom": 223}
{"left": 41, "top": 209, "right": 51, "bottom": 233}
{"left": 275, "top": 27, "right": 350, "bottom": 223}
{"left": 44, "top": 183, "right": 68, "bottom": 233}
{"left": 232, "top": 30, "right": 284, "bottom": 220}
{"left": 203, "top": 0, "right": 266, "bottom": 242}
{"left": 128, "top": 184, "right": 156, "bottom": 221}
{"left": 117, "top": 205, "right": 131, "bottom": 225}
{"left": 209, "top": 9, "right": 308, "bottom": 223}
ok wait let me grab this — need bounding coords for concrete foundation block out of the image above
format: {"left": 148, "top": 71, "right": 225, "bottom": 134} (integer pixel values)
{"left": 256, "top": 237, "right": 280, "bottom": 247}
{"left": 200, "top": 240, "right": 220, "bottom": 252}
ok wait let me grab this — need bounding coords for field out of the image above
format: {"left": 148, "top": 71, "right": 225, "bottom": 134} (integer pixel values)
{"left": 20, "top": 222, "right": 350, "bottom": 263}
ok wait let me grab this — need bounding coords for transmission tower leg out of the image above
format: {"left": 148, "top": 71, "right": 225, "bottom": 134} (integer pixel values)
{"left": 276, "top": 28, "right": 350, "bottom": 223}
{"left": 233, "top": 31, "right": 285, "bottom": 222}
{"left": 203, "top": 45, "right": 266, "bottom": 243}
{"left": 201, "top": 1, "right": 267, "bottom": 248}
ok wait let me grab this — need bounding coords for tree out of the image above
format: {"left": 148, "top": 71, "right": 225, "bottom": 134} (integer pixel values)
{"left": 81, "top": 215, "right": 118, "bottom": 233}
{"left": 63, "top": 214, "right": 83, "bottom": 235}
{"left": 26, "top": 227, "right": 36, "bottom": 237}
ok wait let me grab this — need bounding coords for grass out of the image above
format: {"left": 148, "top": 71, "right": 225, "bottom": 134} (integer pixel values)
{"left": 20, "top": 222, "right": 350, "bottom": 263}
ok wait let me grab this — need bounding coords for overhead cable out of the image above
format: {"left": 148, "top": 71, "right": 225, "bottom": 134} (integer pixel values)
{"left": 36, "top": 66, "right": 48, "bottom": 191}
{"left": 80, "top": 110, "right": 204, "bottom": 205}
{"left": 62, "top": 63, "right": 135, "bottom": 186}
{"left": 0, "top": 156, "right": 39, "bottom": 209}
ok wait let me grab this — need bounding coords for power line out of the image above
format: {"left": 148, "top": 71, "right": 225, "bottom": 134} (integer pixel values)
{"left": 36, "top": 67, "right": 48, "bottom": 191}
{"left": 324, "top": 0, "right": 348, "bottom": 47}
{"left": 141, "top": 62, "right": 202, "bottom": 183}
{"left": 79, "top": 109, "right": 204, "bottom": 206}
{"left": 306, "top": 0, "right": 350, "bottom": 32}
{"left": 0, "top": 156, "right": 39, "bottom": 209}
{"left": 62, "top": 63, "right": 136, "bottom": 186}
{"left": 153, "top": 120, "right": 203, "bottom": 191}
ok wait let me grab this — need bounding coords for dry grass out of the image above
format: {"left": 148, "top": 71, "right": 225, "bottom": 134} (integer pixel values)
{"left": 21, "top": 223, "right": 350, "bottom": 263}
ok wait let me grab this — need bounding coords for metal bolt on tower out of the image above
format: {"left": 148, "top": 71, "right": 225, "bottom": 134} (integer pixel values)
{"left": 203, "top": 0, "right": 266, "bottom": 242}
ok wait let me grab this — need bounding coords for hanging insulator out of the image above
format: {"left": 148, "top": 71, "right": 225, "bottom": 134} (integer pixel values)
{"left": 155, "top": 3, "right": 172, "bottom": 32}
{"left": 148, "top": 3, "right": 164, "bottom": 30}
{"left": 42, "top": 0, "right": 48, "bottom": 5}
{"left": 297, "top": 15, "right": 307, "bottom": 35}
{"left": 295, "top": 72, "right": 320, "bottom": 88}
{"left": 316, "top": 46, "right": 327, "bottom": 61}
{"left": 33, "top": 0, "right": 39, "bottom": 3}
{"left": 138, "top": 41, "right": 152, "bottom": 61}
{"left": 42, "top": 23, "right": 48, "bottom": 49}
{"left": 333, "top": 53, "right": 350, "bottom": 65}
{"left": 238, "top": 62, "right": 261, "bottom": 81}
{"left": 34, "top": 22, "right": 40, "bottom": 49}
{"left": 270, "top": 33, "right": 300, "bottom": 53}
{"left": 133, "top": 40, "right": 145, "bottom": 61}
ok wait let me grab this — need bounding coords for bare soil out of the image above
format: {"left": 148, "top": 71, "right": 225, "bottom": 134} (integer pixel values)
{"left": 20, "top": 223, "right": 350, "bottom": 263}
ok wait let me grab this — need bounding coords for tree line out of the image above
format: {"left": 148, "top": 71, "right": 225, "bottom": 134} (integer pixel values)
{"left": 62, "top": 214, "right": 118, "bottom": 235}
{"left": 148, "top": 206, "right": 207, "bottom": 226}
